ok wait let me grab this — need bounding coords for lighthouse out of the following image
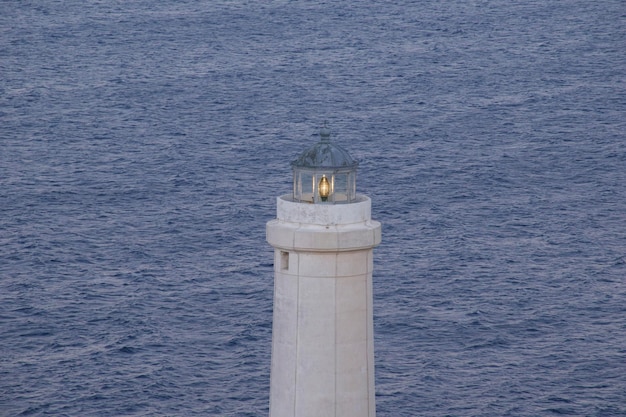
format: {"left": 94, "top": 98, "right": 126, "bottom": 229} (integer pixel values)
{"left": 266, "top": 124, "right": 381, "bottom": 417}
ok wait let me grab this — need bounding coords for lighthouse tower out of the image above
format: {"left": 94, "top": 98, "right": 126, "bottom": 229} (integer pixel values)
{"left": 266, "top": 125, "right": 381, "bottom": 417}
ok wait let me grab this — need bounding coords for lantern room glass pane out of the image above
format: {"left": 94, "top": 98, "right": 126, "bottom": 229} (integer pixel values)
{"left": 333, "top": 173, "right": 348, "bottom": 203}
{"left": 312, "top": 172, "right": 325, "bottom": 204}
{"left": 294, "top": 171, "right": 314, "bottom": 203}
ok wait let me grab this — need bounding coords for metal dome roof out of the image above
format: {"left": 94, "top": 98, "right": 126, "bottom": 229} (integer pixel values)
{"left": 291, "top": 125, "right": 358, "bottom": 170}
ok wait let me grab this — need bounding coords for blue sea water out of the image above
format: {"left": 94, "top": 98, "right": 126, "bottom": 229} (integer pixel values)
{"left": 1, "top": 0, "right": 625, "bottom": 415}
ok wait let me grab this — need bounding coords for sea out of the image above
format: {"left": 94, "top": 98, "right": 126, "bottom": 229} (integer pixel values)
{"left": 1, "top": 1, "right": 625, "bottom": 416}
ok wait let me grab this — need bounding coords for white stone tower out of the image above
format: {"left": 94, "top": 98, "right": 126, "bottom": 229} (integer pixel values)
{"left": 266, "top": 125, "right": 381, "bottom": 417}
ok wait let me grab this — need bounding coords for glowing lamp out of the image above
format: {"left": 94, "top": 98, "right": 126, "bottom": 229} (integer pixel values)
{"left": 319, "top": 175, "right": 330, "bottom": 201}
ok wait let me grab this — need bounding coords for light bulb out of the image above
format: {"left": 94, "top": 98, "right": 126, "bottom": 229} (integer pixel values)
{"left": 319, "top": 175, "right": 330, "bottom": 202}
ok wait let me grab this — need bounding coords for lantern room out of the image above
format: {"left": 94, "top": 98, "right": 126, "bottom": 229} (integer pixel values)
{"left": 291, "top": 124, "right": 358, "bottom": 204}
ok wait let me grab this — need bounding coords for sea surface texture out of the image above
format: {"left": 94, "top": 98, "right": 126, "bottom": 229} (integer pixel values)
{"left": 1, "top": 1, "right": 625, "bottom": 416}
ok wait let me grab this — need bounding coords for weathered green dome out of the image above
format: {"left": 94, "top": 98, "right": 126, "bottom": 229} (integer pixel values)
{"left": 291, "top": 125, "right": 358, "bottom": 170}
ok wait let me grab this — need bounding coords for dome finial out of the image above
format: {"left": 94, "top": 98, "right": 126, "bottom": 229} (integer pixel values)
{"left": 320, "top": 121, "right": 331, "bottom": 142}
